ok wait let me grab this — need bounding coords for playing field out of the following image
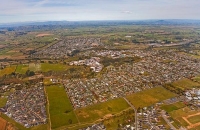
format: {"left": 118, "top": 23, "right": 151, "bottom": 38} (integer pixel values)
{"left": 126, "top": 87, "right": 176, "bottom": 108}
{"left": 46, "top": 85, "right": 78, "bottom": 129}
{"left": 172, "top": 78, "right": 200, "bottom": 89}
{"left": 0, "top": 66, "right": 16, "bottom": 77}
{"left": 75, "top": 98, "right": 130, "bottom": 123}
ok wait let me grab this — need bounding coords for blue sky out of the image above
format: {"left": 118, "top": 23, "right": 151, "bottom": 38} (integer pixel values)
{"left": 0, "top": 0, "right": 200, "bottom": 23}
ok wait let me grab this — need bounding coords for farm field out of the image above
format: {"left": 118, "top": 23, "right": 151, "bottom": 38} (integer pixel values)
{"left": 172, "top": 78, "right": 200, "bottom": 89}
{"left": 75, "top": 98, "right": 130, "bottom": 123}
{"left": 0, "top": 66, "right": 16, "bottom": 77}
{"left": 45, "top": 85, "right": 78, "bottom": 129}
{"left": 126, "top": 87, "right": 176, "bottom": 108}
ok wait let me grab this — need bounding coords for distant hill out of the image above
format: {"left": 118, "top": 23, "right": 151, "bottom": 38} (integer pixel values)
{"left": 0, "top": 20, "right": 200, "bottom": 31}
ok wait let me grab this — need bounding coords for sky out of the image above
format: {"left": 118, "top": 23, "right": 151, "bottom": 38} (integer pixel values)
{"left": 0, "top": 0, "right": 200, "bottom": 23}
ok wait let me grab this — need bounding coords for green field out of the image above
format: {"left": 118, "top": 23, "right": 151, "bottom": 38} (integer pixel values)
{"left": 41, "top": 63, "right": 67, "bottom": 72}
{"left": 0, "top": 97, "right": 7, "bottom": 107}
{"left": 126, "top": 87, "right": 176, "bottom": 108}
{"left": 75, "top": 98, "right": 130, "bottom": 123}
{"left": 46, "top": 85, "right": 78, "bottom": 129}
{"left": 161, "top": 102, "right": 186, "bottom": 112}
{"left": 187, "top": 115, "right": 200, "bottom": 124}
{"left": 172, "top": 78, "right": 200, "bottom": 89}
{"left": 15, "top": 64, "right": 29, "bottom": 74}
{"left": 0, "top": 66, "right": 16, "bottom": 77}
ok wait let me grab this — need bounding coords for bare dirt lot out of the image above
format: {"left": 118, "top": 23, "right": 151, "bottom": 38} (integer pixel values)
{"left": 0, "top": 117, "right": 7, "bottom": 130}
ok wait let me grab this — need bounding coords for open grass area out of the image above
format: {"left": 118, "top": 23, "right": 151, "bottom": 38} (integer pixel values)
{"left": 161, "top": 102, "right": 186, "bottom": 112}
{"left": 0, "top": 97, "right": 7, "bottom": 107}
{"left": 15, "top": 64, "right": 29, "bottom": 74}
{"left": 0, "top": 66, "right": 16, "bottom": 77}
{"left": 126, "top": 87, "right": 176, "bottom": 108}
{"left": 172, "top": 78, "right": 200, "bottom": 89}
{"left": 41, "top": 63, "right": 67, "bottom": 72}
{"left": 46, "top": 85, "right": 78, "bottom": 129}
{"left": 187, "top": 115, "right": 200, "bottom": 124}
{"left": 75, "top": 98, "right": 130, "bottom": 123}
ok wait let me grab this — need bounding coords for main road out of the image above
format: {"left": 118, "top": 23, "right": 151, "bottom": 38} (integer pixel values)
{"left": 161, "top": 110, "right": 177, "bottom": 130}
{"left": 123, "top": 97, "right": 138, "bottom": 130}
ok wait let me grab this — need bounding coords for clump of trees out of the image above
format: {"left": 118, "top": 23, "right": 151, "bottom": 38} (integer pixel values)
{"left": 25, "top": 70, "right": 35, "bottom": 76}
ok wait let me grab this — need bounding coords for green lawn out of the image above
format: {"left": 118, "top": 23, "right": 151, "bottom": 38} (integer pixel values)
{"left": 187, "top": 115, "right": 200, "bottom": 124}
{"left": 0, "top": 66, "right": 16, "bottom": 77}
{"left": 75, "top": 98, "right": 130, "bottom": 123}
{"left": 0, "top": 97, "right": 7, "bottom": 107}
{"left": 46, "top": 85, "right": 78, "bottom": 129}
{"left": 126, "top": 87, "right": 176, "bottom": 108}
{"left": 15, "top": 64, "right": 29, "bottom": 74}
{"left": 161, "top": 102, "right": 186, "bottom": 112}
{"left": 172, "top": 78, "right": 200, "bottom": 89}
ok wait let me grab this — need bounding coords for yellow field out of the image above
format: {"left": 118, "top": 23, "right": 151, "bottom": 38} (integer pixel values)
{"left": 0, "top": 66, "right": 16, "bottom": 77}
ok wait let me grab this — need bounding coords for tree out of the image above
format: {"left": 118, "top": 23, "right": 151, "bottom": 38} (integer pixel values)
{"left": 26, "top": 70, "right": 35, "bottom": 76}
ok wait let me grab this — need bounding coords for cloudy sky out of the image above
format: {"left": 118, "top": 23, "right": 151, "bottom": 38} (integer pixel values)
{"left": 0, "top": 0, "right": 200, "bottom": 23}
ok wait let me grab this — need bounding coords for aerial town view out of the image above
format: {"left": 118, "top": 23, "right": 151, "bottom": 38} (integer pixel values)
{"left": 0, "top": 0, "right": 200, "bottom": 130}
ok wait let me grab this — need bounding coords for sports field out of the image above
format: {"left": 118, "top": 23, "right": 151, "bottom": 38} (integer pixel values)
{"left": 126, "top": 87, "right": 176, "bottom": 108}
{"left": 46, "top": 85, "right": 78, "bottom": 129}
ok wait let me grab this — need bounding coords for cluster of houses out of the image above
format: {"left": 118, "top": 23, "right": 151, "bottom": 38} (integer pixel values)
{"left": 79, "top": 123, "right": 106, "bottom": 130}
{"left": 31, "top": 37, "right": 101, "bottom": 59}
{"left": 137, "top": 106, "right": 166, "bottom": 130}
{"left": 64, "top": 49, "right": 200, "bottom": 109}
{"left": 69, "top": 57, "right": 103, "bottom": 72}
{"left": 185, "top": 88, "right": 200, "bottom": 107}
{"left": 0, "top": 82, "right": 47, "bottom": 128}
